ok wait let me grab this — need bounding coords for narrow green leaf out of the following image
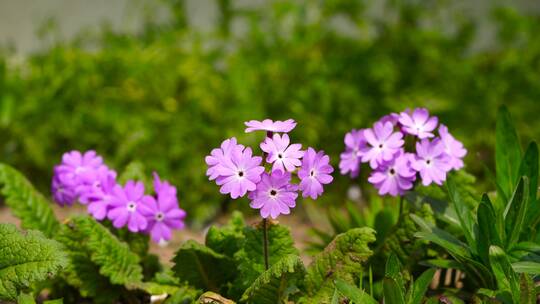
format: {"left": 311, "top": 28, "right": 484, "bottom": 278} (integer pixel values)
{"left": 409, "top": 268, "right": 436, "bottom": 304}
{"left": 383, "top": 277, "right": 405, "bottom": 304}
{"left": 0, "top": 224, "right": 67, "bottom": 301}
{"left": 172, "top": 240, "right": 235, "bottom": 292}
{"left": 511, "top": 261, "right": 540, "bottom": 274}
{"left": 334, "top": 279, "right": 378, "bottom": 304}
{"left": 420, "top": 259, "right": 465, "bottom": 271}
{"left": 504, "top": 177, "right": 529, "bottom": 248}
{"left": 0, "top": 163, "right": 60, "bottom": 237}
{"left": 477, "top": 198, "right": 501, "bottom": 265}
{"left": 447, "top": 176, "right": 476, "bottom": 250}
{"left": 496, "top": 105, "right": 522, "bottom": 200}
{"left": 519, "top": 142, "right": 539, "bottom": 229}
{"left": 489, "top": 246, "right": 520, "bottom": 303}
{"left": 411, "top": 215, "right": 471, "bottom": 259}
{"left": 519, "top": 273, "right": 536, "bottom": 304}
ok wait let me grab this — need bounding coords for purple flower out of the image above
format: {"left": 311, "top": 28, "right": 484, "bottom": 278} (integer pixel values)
{"left": 411, "top": 139, "right": 452, "bottom": 186}
{"left": 398, "top": 108, "right": 438, "bottom": 139}
{"left": 249, "top": 171, "right": 298, "bottom": 219}
{"left": 52, "top": 150, "right": 105, "bottom": 206}
{"left": 244, "top": 119, "right": 296, "bottom": 133}
{"left": 361, "top": 121, "right": 404, "bottom": 169}
{"left": 214, "top": 147, "right": 265, "bottom": 199}
{"left": 378, "top": 113, "right": 400, "bottom": 127}
{"left": 140, "top": 173, "right": 186, "bottom": 243}
{"left": 439, "top": 124, "right": 467, "bottom": 170}
{"left": 368, "top": 151, "right": 416, "bottom": 196}
{"left": 260, "top": 133, "right": 304, "bottom": 172}
{"left": 75, "top": 167, "right": 118, "bottom": 220}
{"left": 298, "top": 148, "right": 334, "bottom": 199}
{"left": 339, "top": 129, "right": 367, "bottom": 177}
{"left": 107, "top": 181, "right": 150, "bottom": 232}
{"left": 205, "top": 138, "right": 244, "bottom": 181}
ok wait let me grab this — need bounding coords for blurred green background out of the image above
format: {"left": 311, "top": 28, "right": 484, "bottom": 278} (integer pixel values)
{"left": 1, "top": 0, "right": 539, "bottom": 225}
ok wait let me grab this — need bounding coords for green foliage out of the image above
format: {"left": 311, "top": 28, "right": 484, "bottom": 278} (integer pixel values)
{"left": 0, "top": 163, "right": 59, "bottom": 237}
{"left": 2, "top": 1, "right": 540, "bottom": 223}
{"left": 301, "top": 227, "right": 375, "bottom": 303}
{"left": 172, "top": 240, "right": 235, "bottom": 293}
{"left": 205, "top": 211, "right": 245, "bottom": 258}
{"left": 495, "top": 106, "right": 522, "bottom": 203}
{"left": 241, "top": 254, "right": 305, "bottom": 304}
{"left": 0, "top": 224, "right": 67, "bottom": 301}
{"left": 234, "top": 221, "right": 298, "bottom": 292}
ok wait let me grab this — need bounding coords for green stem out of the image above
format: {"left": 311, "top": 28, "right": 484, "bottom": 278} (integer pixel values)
{"left": 263, "top": 218, "right": 269, "bottom": 270}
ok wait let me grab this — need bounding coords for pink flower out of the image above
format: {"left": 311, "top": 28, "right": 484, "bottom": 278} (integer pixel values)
{"left": 361, "top": 121, "right": 404, "bottom": 169}
{"left": 244, "top": 119, "right": 297, "bottom": 133}
{"left": 260, "top": 133, "right": 304, "bottom": 172}
{"left": 368, "top": 151, "right": 416, "bottom": 196}
{"left": 339, "top": 129, "right": 367, "bottom": 177}
{"left": 214, "top": 147, "right": 265, "bottom": 199}
{"left": 205, "top": 137, "right": 244, "bottom": 181}
{"left": 378, "top": 113, "right": 400, "bottom": 127}
{"left": 438, "top": 124, "right": 467, "bottom": 170}
{"left": 398, "top": 108, "right": 438, "bottom": 139}
{"left": 107, "top": 181, "right": 151, "bottom": 232}
{"left": 78, "top": 167, "right": 117, "bottom": 220}
{"left": 412, "top": 139, "right": 452, "bottom": 186}
{"left": 140, "top": 173, "right": 186, "bottom": 243}
{"left": 298, "top": 148, "right": 334, "bottom": 199}
{"left": 249, "top": 171, "right": 298, "bottom": 219}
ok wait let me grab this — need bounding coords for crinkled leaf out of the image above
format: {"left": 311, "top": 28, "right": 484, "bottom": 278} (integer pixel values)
{"left": 241, "top": 254, "right": 305, "bottom": 304}
{"left": 302, "top": 227, "right": 375, "bottom": 303}
{"left": 197, "top": 291, "right": 235, "bottom": 304}
{"left": 0, "top": 163, "right": 59, "bottom": 237}
{"left": 172, "top": 240, "right": 235, "bottom": 292}
{"left": 0, "top": 224, "right": 67, "bottom": 301}
{"left": 205, "top": 211, "right": 244, "bottom": 258}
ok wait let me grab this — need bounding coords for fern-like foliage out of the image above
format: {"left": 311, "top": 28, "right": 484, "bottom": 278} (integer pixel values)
{"left": 172, "top": 240, "right": 236, "bottom": 292}
{"left": 0, "top": 163, "right": 59, "bottom": 237}
{"left": 0, "top": 224, "right": 67, "bottom": 301}
{"left": 57, "top": 216, "right": 144, "bottom": 302}
{"left": 300, "top": 227, "right": 376, "bottom": 303}
{"left": 241, "top": 254, "right": 305, "bottom": 304}
{"left": 233, "top": 221, "right": 298, "bottom": 293}
{"left": 205, "top": 211, "right": 245, "bottom": 258}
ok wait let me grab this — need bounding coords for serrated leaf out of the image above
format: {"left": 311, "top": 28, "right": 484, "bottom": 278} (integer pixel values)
{"left": 302, "top": 227, "right": 375, "bottom": 303}
{"left": 205, "top": 211, "right": 244, "bottom": 258}
{"left": 0, "top": 224, "right": 67, "bottom": 301}
{"left": 241, "top": 255, "right": 305, "bottom": 304}
{"left": 496, "top": 105, "right": 522, "bottom": 200}
{"left": 172, "top": 240, "right": 235, "bottom": 292}
{"left": 0, "top": 163, "right": 59, "bottom": 237}
{"left": 234, "top": 221, "right": 297, "bottom": 293}
{"left": 334, "top": 279, "right": 378, "bottom": 304}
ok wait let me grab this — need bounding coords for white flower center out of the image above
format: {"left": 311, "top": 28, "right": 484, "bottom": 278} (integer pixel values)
{"left": 155, "top": 212, "right": 165, "bottom": 222}
{"left": 127, "top": 201, "right": 137, "bottom": 212}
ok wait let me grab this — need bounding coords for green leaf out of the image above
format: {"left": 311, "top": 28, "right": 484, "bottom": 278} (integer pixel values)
{"left": 302, "top": 227, "right": 375, "bottom": 303}
{"left": 504, "top": 177, "right": 529, "bottom": 248}
{"left": 511, "top": 261, "right": 540, "bottom": 274}
{"left": 172, "top": 240, "right": 235, "bottom": 292}
{"left": 197, "top": 291, "right": 236, "bottom": 304}
{"left": 519, "top": 273, "right": 536, "bottom": 304}
{"left": 334, "top": 279, "right": 378, "bottom": 304}
{"left": 234, "top": 221, "right": 297, "bottom": 293}
{"left": 241, "top": 255, "right": 305, "bottom": 304}
{"left": 385, "top": 254, "right": 405, "bottom": 293}
{"left": 383, "top": 277, "right": 405, "bottom": 304}
{"left": 477, "top": 197, "right": 502, "bottom": 265}
{"left": 519, "top": 142, "right": 540, "bottom": 228}
{"left": 205, "top": 211, "right": 245, "bottom": 258}
{"left": 43, "top": 299, "right": 63, "bottom": 304}
{"left": 496, "top": 105, "right": 522, "bottom": 200}
{"left": 17, "top": 293, "right": 36, "bottom": 304}
{"left": 0, "top": 163, "right": 59, "bottom": 237}
{"left": 118, "top": 161, "right": 150, "bottom": 187}
{"left": 408, "top": 268, "right": 436, "bottom": 304}
{"left": 447, "top": 176, "right": 476, "bottom": 251}
{"left": 57, "top": 216, "right": 143, "bottom": 303}
{"left": 489, "top": 246, "right": 520, "bottom": 303}
{"left": 420, "top": 259, "right": 465, "bottom": 271}
{"left": 0, "top": 224, "right": 67, "bottom": 301}
{"left": 411, "top": 215, "right": 471, "bottom": 259}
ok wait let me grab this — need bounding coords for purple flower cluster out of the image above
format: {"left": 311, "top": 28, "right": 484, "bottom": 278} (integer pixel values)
{"left": 52, "top": 150, "right": 186, "bottom": 244}
{"left": 206, "top": 119, "right": 334, "bottom": 219}
{"left": 340, "top": 108, "right": 467, "bottom": 196}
